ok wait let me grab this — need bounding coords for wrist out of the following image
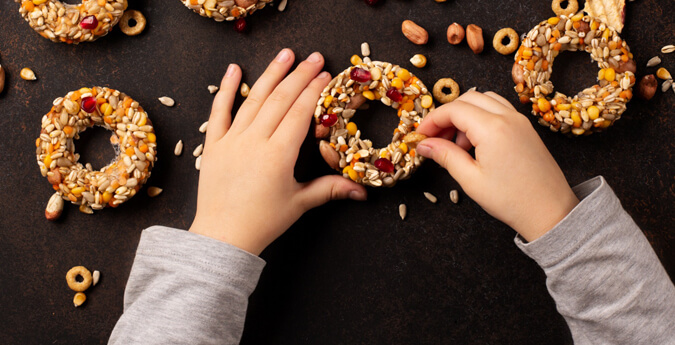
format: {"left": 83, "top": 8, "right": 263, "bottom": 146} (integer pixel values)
{"left": 189, "top": 219, "right": 264, "bottom": 256}
{"left": 514, "top": 191, "right": 579, "bottom": 242}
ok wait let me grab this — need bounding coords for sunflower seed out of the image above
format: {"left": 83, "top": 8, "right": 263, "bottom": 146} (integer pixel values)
{"left": 208, "top": 85, "right": 219, "bottom": 94}
{"left": 240, "top": 83, "right": 250, "bottom": 97}
{"left": 424, "top": 192, "right": 437, "bottom": 203}
{"left": 92, "top": 270, "right": 100, "bottom": 286}
{"left": 278, "top": 0, "right": 287, "bottom": 11}
{"left": 193, "top": 143, "right": 204, "bottom": 157}
{"left": 174, "top": 140, "right": 183, "bottom": 156}
{"left": 399, "top": 204, "right": 407, "bottom": 220}
{"left": 661, "top": 45, "right": 675, "bottom": 54}
{"left": 147, "top": 186, "right": 163, "bottom": 197}
{"left": 646, "top": 56, "right": 661, "bottom": 67}
{"left": 450, "top": 190, "right": 459, "bottom": 204}
{"left": 663, "top": 79, "right": 673, "bottom": 93}
{"left": 195, "top": 156, "right": 202, "bottom": 170}
{"left": 158, "top": 96, "right": 175, "bottom": 107}
{"left": 199, "top": 121, "right": 209, "bottom": 133}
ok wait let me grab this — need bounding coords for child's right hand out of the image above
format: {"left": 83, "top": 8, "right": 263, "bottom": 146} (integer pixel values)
{"left": 416, "top": 91, "right": 579, "bottom": 242}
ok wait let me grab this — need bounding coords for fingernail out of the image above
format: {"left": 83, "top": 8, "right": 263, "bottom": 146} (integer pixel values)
{"left": 318, "top": 71, "right": 330, "bottom": 79}
{"left": 307, "top": 52, "right": 322, "bottom": 63}
{"left": 349, "top": 190, "right": 367, "bottom": 201}
{"left": 275, "top": 49, "right": 291, "bottom": 63}
{"left": 416, "top": 143, "right": 432, "bottom": 157}
{"left": 225, "top": 64, "right": 236, "bottom": 77}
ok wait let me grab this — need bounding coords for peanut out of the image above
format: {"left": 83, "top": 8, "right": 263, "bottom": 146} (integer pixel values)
{"left": 45, "top": 192, "right": 64, "bottom": 221}
{"left": 446, "top": 23, "right": 465, "bottom": 45}
{"left": 319, "top": 140, "right": 340, "bottom": 170}
{"left": 401, "top": 20, "right": 429, "bottom": 45}
{"left": 637, "top": 74, "right": 657, "bottom": 100}
{"left": 466, "top": 24, "right": 484, "bottom": 54}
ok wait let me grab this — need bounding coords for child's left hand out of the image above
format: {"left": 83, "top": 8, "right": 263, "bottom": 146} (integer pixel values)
{"left": 189, "top": 49, "right": 367, "bottom": 255}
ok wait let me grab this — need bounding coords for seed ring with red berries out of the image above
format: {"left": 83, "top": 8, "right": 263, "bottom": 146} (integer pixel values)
{"left": 36, "top": 87, "right": 157, "bottom": 215}
{"left": 314, "top": 60, "right": 435, "bottom": 187}
{"left": 16, "top": 0, "right": 128, "bottom": 44}
{"left": 179, "top": 0, "right": 272, "bottom": 22}
{"left": 513, "top": 13, "right": 636, "bottom": 136}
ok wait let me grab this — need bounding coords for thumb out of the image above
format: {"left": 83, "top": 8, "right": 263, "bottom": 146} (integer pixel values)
{"left": 297, "top": 175, "right": 367, "bottom": 210}
{"left": 416, "top": 138, "right": 477, "bottom": 183}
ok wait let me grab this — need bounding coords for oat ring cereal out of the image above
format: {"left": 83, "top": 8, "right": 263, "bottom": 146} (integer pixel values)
{"left": 37, "top": 87, "right": 157, "bottom": 214}
{"left": 493, "top": 28, "right": 520, "bottom": 55}
{"left": 314, "top": 61, "right": 435, "bottom": 187}
{"left": 552, "top": 0, "right": 579, "bottom": 17}
{"left": 433, "top": 78, "right": 461, "bottom": 104}
{"left": 16, "top": 0, "right": 127, "bottom": 44}
{"left": 179, "top": 0, "right": 272, "bottom": 22}
{"left": 513, "top": 13, "right": 636, "bottom": 136}
{"left": 66, "top": 266, "right": 92, "bottom": 292}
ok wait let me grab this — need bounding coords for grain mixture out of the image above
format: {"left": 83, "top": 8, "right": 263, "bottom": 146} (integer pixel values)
{"left": 179, "top": 0, "right": 272, "bottom": 22}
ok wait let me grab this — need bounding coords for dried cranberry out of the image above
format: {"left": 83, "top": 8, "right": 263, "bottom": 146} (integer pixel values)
{"left": 80, "top": 15, "right": 98, "bottom": 30}
{"left": 234, "top": 18, "right": 247, "bottom": 33}
{"left": 386, "top": 88, "right": 403, "bottom": 103}
{"left": 364, "top": 0, "right": 380, "bottom": 5}
{"left": 350, "top": 68, "right": 372, "bottom": 83}
{"left": 374, "top": 158, "right": 395, "bottom": 173}
{"left": 81, "top": 97, "right": 97, "bottom": 113}
{"left": 319, "top": 113, "right": 338, "bottom": 127}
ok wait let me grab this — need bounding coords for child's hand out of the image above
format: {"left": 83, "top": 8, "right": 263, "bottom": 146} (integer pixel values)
{"left": 189, "top": 49, "right": 367, "bottom": 255}
{"left": 416, "top": 91, "right": 579, "bottom": 242}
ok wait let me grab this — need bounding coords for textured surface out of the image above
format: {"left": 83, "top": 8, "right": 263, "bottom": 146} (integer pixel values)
{"left": 0, "top": 0, "right": 673, "bottom": 344}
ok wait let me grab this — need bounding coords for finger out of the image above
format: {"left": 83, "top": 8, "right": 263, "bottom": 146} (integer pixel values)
{"left": 253, "top": 52, "right": 325, "bottom": 138}
{"left": 457, "top": 91, "right": 513, "bottom": 115}
{"left": 437, "top": 127, "right": 457, "bottom": 141}
{"left": 416, "top": 137, "right": 478, "bottom": 184}
{"left": 483, "top": 91, "right": 517, "bottom": 111}
{"left": 272, "top": 71, "right": 331, "bottom": 153}
{"left": 205, "top": 64, "right": 241, "bottom": 148}
{"left": 295, "top": 175, "right": 367, "bottom": 211}
{"left": 230, "top": 48, "right": 295, "bottom": 133}
{"left": 416, "top": 100, "right": 496, "bottom": 146}
{"left": 455, "top": 131, "right": 472, "bottom": 151}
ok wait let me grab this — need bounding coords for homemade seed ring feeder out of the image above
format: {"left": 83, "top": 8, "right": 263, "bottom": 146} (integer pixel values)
{"left": 179, "top": 0, "right": 272, "bottom": 22}
{"left": 513, "top": 12, "right": 636, "bottom": 136}
{"left": 314, "top": 61, "right": 435, "bottom": 187}
{"left": 37, "top": 87, "right": 157, "bottom": 218}
{"left": 16, "top": 0, "right": 127, "bottom": 43}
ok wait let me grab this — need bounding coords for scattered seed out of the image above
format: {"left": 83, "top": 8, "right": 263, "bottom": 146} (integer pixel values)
{"left": 409, "top": 54, "right": 427, "bottom": 68}
{"left": 663, "top": 79, "right": 673, "bottom": 93}
{"left": 174, "top": 140, "right": 183, "bottom": 156}
{"left": 424, "top": 192, "right": 437, "bottom": 203}
{"left": 646, "top": 56, "right": 662, "bottom": 68}
{"left": 399, "top": 204, "right": 407, "bottom": 220}
{"left": 661, "top": 45, "right": 675, "bottom": 54}
{"left": 193, "top": 143, "right": 204, "bottom": 157}
{"left": 208, "top": 85, "right": 219, "bottom": 94}
{"left": 158, "top": 96, "right": 175, "bottom": 107}
{"left": 240, "top": 83, "right": 250, "bottom": 97}
{"left": 195, "top": 156, "right": 202, "bottom": 170}
{"left": 79, "top": 203, "right": 93, "bottom": 214}
{"left": 199, "top": 121, "right": 209, "bottom": 133}
{"left": 450, "top": 190, "right": 459, "bottom": 204}
{"left": 20, "top": 67, "right": 36, "bottom": 80}
{"left": 0, "top": 64, "right": 5, "bottom": 94}
{"left": 657, "top": 67, "right": 672, "bottom": 80}
{"left": 73, "top": 292, "right": 86, "bottom": 307}
{"left": 92, "top": 270, "right": 100, "bottom": 286}
{"left": 147, "top": 186, "right": 163, "bottom": 197}
{"left": 278, "top": 0, "right": 288, "bottom": 12}
{"left": 466, "top": 86, "right": 477, "bottom": 93}
{"left": 361, "top": 42, "right": 371, "bottom": 57}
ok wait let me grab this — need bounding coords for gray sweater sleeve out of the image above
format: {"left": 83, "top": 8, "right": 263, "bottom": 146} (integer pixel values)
{"left": 515, "top": 176, "right": 675, "bottom": 344}
{"left": 108, "top": 226, "right": 266, "bottom": 345}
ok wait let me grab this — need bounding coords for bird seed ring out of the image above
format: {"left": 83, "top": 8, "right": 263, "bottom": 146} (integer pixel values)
{"left": 552, "top": 0, "right": 578, "bottom": 17}
{"left": 513, "top": 13, "right": 636, "bottom": 136}
{"left": 37, "top": 87, "right": 157, "bottom": 214}
{"left": 119, "top": 10, "right": 146, "bottom": 36}
{"left": 314, "top": 61, "right": 435, "bottom": 187}
{"left": 16, "top": 0, "right": 127, "bottom": 44}
{"left": 179, "top": 0, "right": 272, "bottom": 22}
{"left": 66, "top": 266, "right": 92, "bottom": 292}
{"left": 433, "top": 78, "right": 460, "bottom": 104}
{"left": 493, "top": 28, "right": 520, "bottom": 55}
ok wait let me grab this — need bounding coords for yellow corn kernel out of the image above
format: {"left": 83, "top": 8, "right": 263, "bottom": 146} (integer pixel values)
{"left": 342, "top": 166, "right": 352, "bottom": 175}
{"left": 323, "top": 95, "right": 333, "bottom": 108}
{"left": 571, "top": 112, "right": 582, "bottom": 127}
{"left": 44, "top": 154, "right": 52, "bottom": 168}
{"left": 399, "top": 143, "right": 408, "bottom": 154}
{"left": 421, "top": 95, "right": 433, "bottom": 109}
{"left": 604, "top": 68, "right": 616, "bottom": 82}
{"left": 587, "top": 106, "right": 600, "bottom": 120}
{"left": 657, "top": 67, "right": 672, "bottom": 80}
{"left": 100, "top": 103, "right": 113, "bottom": 117}
{"left": 571, "top": 12, "right": 584, "bottom": 21}
{"left": 348, "top": 169, "right": 359, "bottom": 182}
{"left": 20, "top": 67, "right": 37, "bottom": 80}
{"left": 602, "top": 29, "right": 610, "bottom": 41}
{"left": 597, "top": 69, "right": 605, "bottom": 81}
{"left": 78, "top": 87, "right": 92, "bottom": 94}
{"left": 71, "top": 187, "right": 85, "bottom": 196}
{"left": 537, "top": 98, "right": 551, "bottom": 112}
{"left": 350, "top": 55, "right": 362, "bottom": 66}
{"left": 147, "top": 133, "right": 156, "bottom": 143}
{"left": 346, "top": 122, "right": 358, "bottom": 135}
{"left": 590, "top": 21, "right": 599, "bottom": 30}
{"left": 401, "top": 102, "right": 415, "bottom": 112}
{"left": 548, "top": 17, "right": 560, "bottom": 25}
{"left": 22, "top": 1, "right": 35, "bottom": 11}
{"left": 409, "top": 54, "right": 427, "bottom": 68}
{"left": 557, "top": 103, "right": 571, "bottom": 111}
{"left": 397, "top": 69, "right": 411, "bottom": 82}
{"left": 32, "top": 0, "right": 47, "bottom": 5}
{"left": 362, "top": 90, "right": 375, "bottom": 100}
{"left": 102, "top": 191, "right": 113, "bottom": 203}
{"left": 391, "top": 78, "right": 404, "bottom": 90}
{"left": 73, "top": 292, "right": 86, "bottom": 307}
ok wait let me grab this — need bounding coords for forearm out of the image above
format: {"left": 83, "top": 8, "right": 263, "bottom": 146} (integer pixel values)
{"left": 109, "top": 226, "right": 265, "bottom": 345}
{"left": 516, "top": 176, "right": 675, "bottom": 344}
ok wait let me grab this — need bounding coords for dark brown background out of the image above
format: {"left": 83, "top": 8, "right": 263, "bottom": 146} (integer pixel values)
{"left": 0, "top": 0, "right": 673, "bottom": 344}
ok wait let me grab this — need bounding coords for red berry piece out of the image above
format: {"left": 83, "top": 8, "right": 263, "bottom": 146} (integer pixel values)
{"left": 374, "top": 158, "right": 395, "bottom": 173}
{"left": 81, "top": 97, "right": 97, "bottom": 113}
{"left": 80, "top": 15, "right": 98, "bottom": 30}
{"left": 386, "top": 88, "right": 403, "bottom": 103}
{"left": 364, "top": 0, "right": 380, "bottom": 5}
{"left": 234, "top": 18, "right": 247, "bottom": 33}
{"left": 350, "top": 68, "right": 372, "bottom": 83}
{"left": 319, "top": 113, "right": 338, "bottom": 127}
